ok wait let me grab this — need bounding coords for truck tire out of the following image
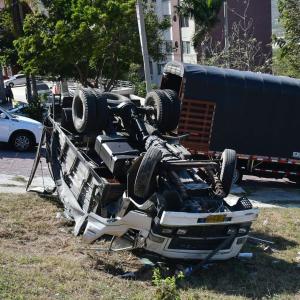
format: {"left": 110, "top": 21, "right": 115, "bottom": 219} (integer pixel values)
{"left": 145, "top": 90, "right": 175, "bottom": 132}
{"left": 220, "top": 149, "right": 237, "bottom": 197}
{"left": 134, "top": 146, "right": 162, "bottom": 199}
{"left": 102, "top": 92, "right": 130, "bottom": 106}
{"left": 92, "top": 89, "right": 109, "bottom": 131}
{"left": 232, "top": 168, "right": 243, "bottom": 185}
{"left": 72, "top": 88, "right": 97, "bottom": 133}
{"left": 61, "top": 108, "right": 76, "bottom": 132}
{"left": 163, "top": 89, "right": 181, "bottom": 130}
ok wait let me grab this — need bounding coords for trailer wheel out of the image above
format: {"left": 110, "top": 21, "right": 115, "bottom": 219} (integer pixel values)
{"left": 72, "top": 88, "right": 97, "bottom": 133}
{"left": 220, "top": 149, "right": 237, "bottom": 197}
{"left": 145, "top": 90, "right": 177, "bottom": 132}
{"left": 134, "top": 146, "right": 162, "bottom": 199}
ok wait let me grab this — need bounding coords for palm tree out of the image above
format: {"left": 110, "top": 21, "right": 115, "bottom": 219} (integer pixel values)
{"left": 177, "top": 0, "right": 223, "bottom": 48}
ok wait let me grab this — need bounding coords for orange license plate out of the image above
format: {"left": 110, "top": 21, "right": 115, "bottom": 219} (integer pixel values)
{"left": 206, "top": 215, "right": 226, "bottom": 223}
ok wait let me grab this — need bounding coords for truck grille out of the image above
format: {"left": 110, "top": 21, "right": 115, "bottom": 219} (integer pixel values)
{"left": 168, "top": 237, "right": 234, "bottom": 251}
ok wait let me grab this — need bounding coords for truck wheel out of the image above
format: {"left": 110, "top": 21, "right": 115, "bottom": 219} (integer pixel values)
{"left": 134, "top": 146, "right": 162, "bottom": 199}
{"left": 102, "top": 92, "right": 130, "bottom": 106}
{"left": 61, "top": 108, "right": 76, "bottom": 132}
{"left": 145, "top": 90, "right": 175, "bottom": 132}
{"left": 220, "top": 149, "right": 237, "bottom": 196}
{"left": 72, "top": 88, "right": 97, "bottom": 133}
{"left": 232, "top": 168, "right": 243, "bottom": 185}
{"left": 164, "top": 89, "right": 181, "bottom": 130}
{"left": 11, "top": 132, "right": 34, "bottom": 152}
{"left": 92, "top": 89, "right": 109, "bottom": 131}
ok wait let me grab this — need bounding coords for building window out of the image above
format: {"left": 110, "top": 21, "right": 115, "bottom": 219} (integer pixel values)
{"left": 158, "top": 63, "right": 166, "bottom": 75}
{"left": 181, "top": 16, "right": 189, "bottom": 27}
{"left": 165, "top": 40, "right": 173, "bottom": 54}
{"left": 182, "top": 41, "right": 191, "bottom": 54}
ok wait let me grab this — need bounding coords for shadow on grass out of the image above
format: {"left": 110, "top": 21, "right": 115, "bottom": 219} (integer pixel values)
{"left": 94, "top": 233, "right": 299, "bottom": 299}
{"left": 249, "top": 230, "right": 298, "bottom": 251}
{"left": 184, "top": 249, "right": 299, "bottom": 299}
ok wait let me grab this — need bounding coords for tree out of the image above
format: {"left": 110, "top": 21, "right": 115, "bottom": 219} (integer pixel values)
{"left": 15, "top": 0, "right": 169, "bottom": 90}
{"left": 275, "top": 0, "right": 300, "bottom": 77}
{"left": 0, "top": 9, "right": 18, "bottom": 68}
{"left": 198, "top": 0, "right": 271, "bottom": 72}
{"left": 176, "top": 0, "right": 223, "bottom": 47}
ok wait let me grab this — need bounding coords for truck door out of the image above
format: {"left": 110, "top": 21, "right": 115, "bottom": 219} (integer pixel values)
{"left": 0, "top": 108, "right": 11, "bottom": 142}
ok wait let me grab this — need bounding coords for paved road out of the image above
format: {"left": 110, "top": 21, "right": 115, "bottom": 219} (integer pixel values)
{"left": 0, "top": 145, "right": 49, "bottom": 177}
{"left": 1, "top": 146, "right": 300, "bottom": 206}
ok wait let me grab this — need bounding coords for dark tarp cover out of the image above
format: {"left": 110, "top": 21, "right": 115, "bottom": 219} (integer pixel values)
{"left": 163, "top": 62, "right": 300, "bottom": 158}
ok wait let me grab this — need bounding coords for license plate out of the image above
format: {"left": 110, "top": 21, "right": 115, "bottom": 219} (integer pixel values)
{"left": 206, "top": 215, "right": 226, "bottom": 223}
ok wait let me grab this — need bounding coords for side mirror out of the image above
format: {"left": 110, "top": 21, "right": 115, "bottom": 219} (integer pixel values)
{"left": 0, "top": 113, "right": 6, "bottom": 119}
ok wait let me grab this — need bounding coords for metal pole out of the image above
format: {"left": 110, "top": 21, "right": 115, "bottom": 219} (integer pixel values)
{"left": 224, "top": 0, "right": 229, "bottom": 67}
{"left": 136, "top": 0, "right": 152, "bottom": 93}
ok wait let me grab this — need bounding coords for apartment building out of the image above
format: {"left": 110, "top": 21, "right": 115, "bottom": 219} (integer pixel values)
{"left": 150, "top": 0, "right": 197, "bottom": 85}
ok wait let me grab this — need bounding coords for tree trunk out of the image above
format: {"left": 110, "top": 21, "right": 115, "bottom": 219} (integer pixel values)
{"left": 26, "top": 76, "right": 32, "bottom": 103}
{"left": 31, "top": 74, "right": 38, "bottom": 101}
{"left": 0, "top": 66, "right": 6, "bottom": 104}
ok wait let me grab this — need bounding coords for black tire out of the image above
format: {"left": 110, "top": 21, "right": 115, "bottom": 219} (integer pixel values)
{"left": 163, "top": 89, "right": 181, "bottom": 130}
{"left": 9, "top": 82, "right": 14, "bottom": 88}
{"left": 220, "top": 149, "right": 237, "bottom": 196}
{"left": 232, "top": 168, "right": 243, "bottom": 185}
{"left": 10, "top": 132, "right": 34, "bottom": 152}
{"left": 92, "top": 89, "right": 109, "bottom": 131}
{"left": 72, "top": 88, "right": 97, "bottom": 133}
{"left": 102, "top": 92, "right": 130, "bottom": 107}
{"left": 134, "top": 146, "right": 162, "bottom": 199}
{"left": 61, "top": 108, "right": 76, "bottom": 132}
{"left": 145, "top": 90, "right": 174, "bottom": 132}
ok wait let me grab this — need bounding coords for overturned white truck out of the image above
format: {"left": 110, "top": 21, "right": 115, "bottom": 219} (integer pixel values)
{"left": 28, "top": 87, "right": 258, "bottom": 261}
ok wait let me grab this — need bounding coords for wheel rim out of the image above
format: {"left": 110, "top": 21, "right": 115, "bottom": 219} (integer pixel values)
{"left": 15, "top": 135, "right": 30, "bottom": 151}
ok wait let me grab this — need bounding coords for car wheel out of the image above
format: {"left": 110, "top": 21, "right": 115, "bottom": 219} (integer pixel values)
{"left": 11, "top": 132, "right": 34, "bottom": 152}
{"left": 220, "top": 149, "right": 237, "bottom": 197}
{"left": 9, "top": 82, "right": 14, "bottom": 88}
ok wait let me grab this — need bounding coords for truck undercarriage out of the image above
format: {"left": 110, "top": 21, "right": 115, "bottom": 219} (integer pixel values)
{"left": 28, "top": 87, "right": 258, "bottom": 261}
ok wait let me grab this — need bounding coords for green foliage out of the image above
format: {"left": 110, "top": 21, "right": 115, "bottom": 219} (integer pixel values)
{"left": 177, "top": 0, "right": 223, "bottom": 47}
{"left": 276, "top": 0, "right": 300, "bottom": 77}
{"left": 15, "top": 0, "right": 170, "bottom": 90}
{"left": 127, "top": 63, "right": 157, "bottom": 97}
{"left": 23, "top": 98, "right": 43, "bottom": 121}
{"left": 152, "top": 268, "right": 184, "bottom": 300}
{"left": 0, "top": 9, "right": 18, "bottom": 67}
{"left": 273, "top": 48, "right": 300, "bottom": 78}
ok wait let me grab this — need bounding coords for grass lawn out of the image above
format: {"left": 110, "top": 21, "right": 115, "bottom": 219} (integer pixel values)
{"left": 0, "top": 193, "right": 299, "bottom": 300}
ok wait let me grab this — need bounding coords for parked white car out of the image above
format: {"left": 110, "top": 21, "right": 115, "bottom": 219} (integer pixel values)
{"left": 4, "top": 74, "right": 26, "bottom": 87}
{"left": 0, "top": 106, "right": 43, "bottom": 151}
